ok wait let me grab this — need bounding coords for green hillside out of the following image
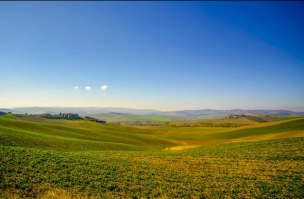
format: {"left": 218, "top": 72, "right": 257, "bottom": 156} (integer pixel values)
{"left": 1, "top": 137, "right": 303, "bottom": 198}
{"left": 1, "top": 117, "right": 303, "bottom": 152}
{"left": 197, "top": 113, "right": 227, "bottom": 119}
{"left": 139, "top": 118, "right": 304, "bottom": 149}
{"left": 85, "top": 113, "right": 172, "bottom": 122}
{"left": 0, "top": 116, "right": 303, "bottom": 198}
{"left": 86, "top": 113, "right": 196, "bottom": 122}
{"left": 0, "top": 114, "right": 18, "bottom": 120}
{"left": 271, "top": 115, "right": 304, "bottom": 120}
{"left": 202, "top": 118, "right": 304, "bottom": 140}
{"left": 0, "top": 117, "right": 175, "bottom": 151}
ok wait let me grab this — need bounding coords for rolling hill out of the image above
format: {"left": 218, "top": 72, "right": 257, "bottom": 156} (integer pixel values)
{"left": 1, "top": 115, "right": 303, "bottom": 152}
{"left": 84, "top": 113, "right": 173, "bottom": 122}
{"left": 0, "top": 116, "right": 303, "bottom": 198}
{"left": 0, "top": 117, "right": 175, "bottom": 151}
{"left": 2, "top": 107, "right": 303, "bottom": 119}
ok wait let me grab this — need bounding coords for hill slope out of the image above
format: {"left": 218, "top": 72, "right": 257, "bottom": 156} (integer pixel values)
{"left": 0, "top": 117, "right": 304, "bottom": 198}
{"left": 85, "top": 113, "right": 172, "bottom": 122}
{"left": 1, "top": 117, "right": 303, "bottom": 152}
{"left": 1, "top": 137, "right": 303, "bottom": 198}
{"left": 141, "top": 118, "right": 304, "bottom": 150}
{"left": 0, "top": 118, "right": 175, "bottom": 151}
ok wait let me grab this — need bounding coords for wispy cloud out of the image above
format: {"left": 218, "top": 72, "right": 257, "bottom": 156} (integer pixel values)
{"left": 101, "top": 85, "right": 108, "bottom": 90}
{"left": 0, "top": 97, "right": 3, "bottom": 101}
{"left": 86, "top": 86, "right": 91, "bottom": 90}
{"left": 74, "top": 86, "right": 79, "bottom": 89}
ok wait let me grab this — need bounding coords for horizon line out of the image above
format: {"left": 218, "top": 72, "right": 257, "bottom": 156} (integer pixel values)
{"left": 1, "top": 106, "right": 303, "bottom": 112}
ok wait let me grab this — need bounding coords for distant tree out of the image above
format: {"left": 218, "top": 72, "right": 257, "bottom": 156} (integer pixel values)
{"left": 59, "top": 112, "right": 61, "bottom": 116}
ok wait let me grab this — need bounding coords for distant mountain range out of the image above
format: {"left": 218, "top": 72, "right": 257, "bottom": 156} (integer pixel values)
{"left": 158, "top": 109, "right": 304, "bottom": 117}
{"left": 0, "top": 107, "right": 303, "bottom": 117}
{"left": 0, "top": 107, "right": 161, "bottom": 115}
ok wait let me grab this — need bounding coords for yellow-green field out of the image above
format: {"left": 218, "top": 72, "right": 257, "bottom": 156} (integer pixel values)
{"left": 85, "top": 113, "right": 173, "bottom": 122}
{"left": 0, "top": 116, "right": 304, "bottom": 198}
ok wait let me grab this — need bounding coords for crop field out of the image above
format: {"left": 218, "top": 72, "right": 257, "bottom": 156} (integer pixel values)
{"left": 85, "top": 113, "right": 172, "bottom": 122}
{"left": 0, "top": 115, "right": 19, "bottom": 120}
{"left": 0, "top": 117, "right": 304, "bottom": 198}
{"left": 0, "top": 118, "right": 174, "bottom": 152}
{"left": 157, "top": 115, "right": 283, "bottom": 129}
{"left": 197, "top": 114, "right": 227, "bottom": 120}
{"left": 271, "top": 115, "right": 304, "bottom": 121}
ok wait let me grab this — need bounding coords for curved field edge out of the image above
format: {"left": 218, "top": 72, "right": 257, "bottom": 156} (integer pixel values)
{"left": 151, "top": 118, "right": 304, "bottom": 150}
{"left": 201, "top": 118, "right": 304, "bottom": 140}
{"left": 0, "top": 117, "right": 176, "bottom": 151}
{"left": 1, "top": 117, "right": 304, "bottom": 152}
{"left": 85, "top": 113, "right": 172, "bottom": 122}
{"left": 0, "top": 137, "right": 304, "bottom": 198}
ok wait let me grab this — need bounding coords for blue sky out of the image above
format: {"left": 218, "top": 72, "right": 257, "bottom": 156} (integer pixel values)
{"left": 1, "top": 1, "right": 303, "bottom": 111}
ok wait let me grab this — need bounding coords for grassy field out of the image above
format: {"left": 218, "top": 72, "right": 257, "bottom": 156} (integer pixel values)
{"left": 0, "top": 116, "right": 304, "bottom": 198}
{"left": 162, "top": 115, "right": 283, "bottom": 128}
{"left": 85, "top": 113, "right": 172, "bottom": 122}
{"left": 136, "top": 118, "right": 304, "bottom": 149}
{"left": 197, "top": 114, "right": 227, "bottom": 119}
{"left": 0, "top": 117, "right": 175, "bottom": 152}
{"left": 271, "top": 115, "right": 304, "bottom": 121}
{"left": 0, "top": 114, "right": 19, "bottom": 120}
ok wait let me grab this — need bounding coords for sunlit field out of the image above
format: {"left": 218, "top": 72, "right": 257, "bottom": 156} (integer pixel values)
{"left": 1, "top": 116, "right": 304, "bottom": 198}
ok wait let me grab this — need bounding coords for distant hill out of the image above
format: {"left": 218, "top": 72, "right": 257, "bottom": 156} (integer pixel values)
{"left": 1, "top": 115, "right": 303, "bottom": 198}
{"left": 1, "top": 107, "right": 303, "bottom": 119}
{"left": 157, "top": 109, "right": 304, "bottom": 118}
{"left": 85, "top": 113, "right": 173, "bottom": 122}
{"left": 1, "top": 107, "right": 161, "bottom": 115}
{"left": 0, "top": 108, "right": 13, "bottom": 113}
{"left": 0, "top": 117, "right": 175, "bottom": 151}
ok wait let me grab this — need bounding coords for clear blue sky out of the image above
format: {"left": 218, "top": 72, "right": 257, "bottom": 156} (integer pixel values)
{"left": 1, "top": 1, "right": 303, "bottom": 111}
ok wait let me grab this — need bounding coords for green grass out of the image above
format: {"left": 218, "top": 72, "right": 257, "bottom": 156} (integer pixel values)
{"left": 197, "top": 114, "right": 227, "bottom": 119}
{"left": 202, "top": 118, "right": 304, "bottom": 140}
{"left": 136, "top": 118, "right": 304, "bottom": 147}
{"left": 0, "top": 114, "right": 18, "bottom": 120}
{"left": 166, "top": 115, "right": 277, "bottom": 129}
{"left": 0, "top": 117, "right": 175, "bottom": 152}
{"left": 0, "top": 116, "right": 304, "bottom": 198}
{"left": 1, "top": 138, "right": 303, "bottom": 198}
{"left": 247, "top": 115, "right": 280, "bottom": 123}
{"left": 272, "top": 115, "right": 304, "bottom": 121}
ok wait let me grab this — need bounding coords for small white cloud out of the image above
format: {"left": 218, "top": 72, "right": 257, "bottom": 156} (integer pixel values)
{"left": 101, "top": 85, "right": 108, "bottom": 90}
{"left": 86, "top": 86, "right": 91, "bottom": 90}
{"left": 74, "top": 86, "right": 79, "bottom": 89}
{"left": 0, "top": 97, "right": 3, "bottom": 101}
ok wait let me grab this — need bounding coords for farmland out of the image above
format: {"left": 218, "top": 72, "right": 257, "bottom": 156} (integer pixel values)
{"left": 85, "top": 113, "right": 172, "bottom": 122}
{"left": 0, "top": 116, "right": 304, "bottom": 198}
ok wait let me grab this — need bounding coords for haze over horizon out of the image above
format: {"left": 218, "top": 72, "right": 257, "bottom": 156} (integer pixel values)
{"left": 1, "top": 2, "right": 303, "bottom": 111}
{"left": 2, "top": 106, "right": 304, "bottom": 113}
